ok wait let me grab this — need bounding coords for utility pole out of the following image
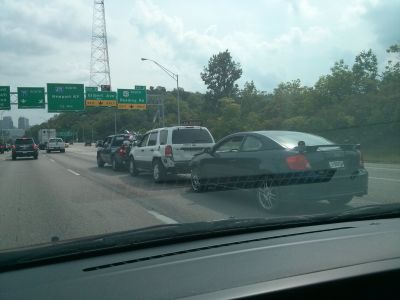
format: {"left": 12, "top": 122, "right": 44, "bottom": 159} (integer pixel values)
{"left": 89, "top": 0, "right": 114, "bottom": 133}
{"left": 89, "top": 0, "right": 111, "bottom": 89}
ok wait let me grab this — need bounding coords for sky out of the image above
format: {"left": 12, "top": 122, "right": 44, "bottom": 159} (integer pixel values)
{"left": 0, "top": 0, "right": 399, "bottom": 126}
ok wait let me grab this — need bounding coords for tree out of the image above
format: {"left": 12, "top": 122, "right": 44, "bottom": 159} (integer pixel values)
{"left": 200, "top": 50, "right": 242, "bottom": 107}
{"left": 352, "top": 49, "right": 378, "bottom": 93}
{"left": 382, "top": 44, "right": 400, "bottom": 84}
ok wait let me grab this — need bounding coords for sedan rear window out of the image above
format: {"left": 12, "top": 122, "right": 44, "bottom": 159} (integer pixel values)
{"left": 264, "top": 132, "right": 332, "bottom": 149}
{"left": 172, "top": 128, "right": 213, "bottom": 144}
{"left": 15, "top": 139, "right": 34, "bottom": 145}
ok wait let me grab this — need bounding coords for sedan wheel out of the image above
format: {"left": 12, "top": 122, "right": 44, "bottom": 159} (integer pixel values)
{"left": 257, "top": 180, "right": 279, "bottom": 211}
{"left": 191, "top": 168, "right": 205, "bottom": 192}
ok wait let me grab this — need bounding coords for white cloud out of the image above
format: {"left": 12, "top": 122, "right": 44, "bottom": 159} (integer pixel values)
{"left": 0, "top": 0, "right": 397, "bottom": 125}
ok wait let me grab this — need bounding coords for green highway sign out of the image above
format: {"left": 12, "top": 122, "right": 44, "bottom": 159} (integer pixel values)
{"left": 135, "top": 85, "right": 146, "bottom": 90}
{"left": 0, "top": 86, "right": 10, "bottom": 110}
{"left": 47, "top": 83, "right": 84, "bottom": 112}
{"left": 85, "top": 86, "right": 98, "bottom": 92}
{"left": 86, "top": 91, "right": 117, "bottom": 107}
{"left": 117, "top": 89, "right": 147, "bottom": 110}
{"left": 58, "top": 131, "right": 74, "bottom": 137}
{"left": 17, "top": 87, "right": 45, "bottom": 109}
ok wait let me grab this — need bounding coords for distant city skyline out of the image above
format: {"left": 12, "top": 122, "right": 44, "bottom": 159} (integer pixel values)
{"left": 18, "top": 117, "right": 30, "bottom": 130}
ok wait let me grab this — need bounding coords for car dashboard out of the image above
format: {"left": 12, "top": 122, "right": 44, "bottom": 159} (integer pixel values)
{"left": 1, "top": 218, "right": 399, "bottom": 299}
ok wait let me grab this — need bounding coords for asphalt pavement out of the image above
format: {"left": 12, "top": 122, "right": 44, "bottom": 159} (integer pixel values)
{"left": 0, "top": 143, "right": 399, "bottom": 251}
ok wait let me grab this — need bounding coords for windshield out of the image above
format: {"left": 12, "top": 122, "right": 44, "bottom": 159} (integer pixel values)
{"left": 0, "top": 0, "right": 399, "bottom": 261}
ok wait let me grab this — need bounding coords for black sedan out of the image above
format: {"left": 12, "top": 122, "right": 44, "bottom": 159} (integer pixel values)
{"left": 189, "top": 131, "right": 368, "bottom": 211}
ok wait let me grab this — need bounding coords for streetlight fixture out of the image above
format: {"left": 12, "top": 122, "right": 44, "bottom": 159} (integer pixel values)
{"left": 141, "top": 58, "right": 181, "bottom": 125}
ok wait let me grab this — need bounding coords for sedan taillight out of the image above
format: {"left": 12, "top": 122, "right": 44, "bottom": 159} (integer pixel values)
{"left": 286, "top": 154, "right": 311, "bottom": 170}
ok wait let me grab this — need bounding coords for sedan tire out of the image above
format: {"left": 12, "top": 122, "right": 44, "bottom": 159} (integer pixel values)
{"left": 256, "top": 179, "right": 280, "bottom": 212}
{"left": 191, "top": 167, "right": 205, "bottom": 192}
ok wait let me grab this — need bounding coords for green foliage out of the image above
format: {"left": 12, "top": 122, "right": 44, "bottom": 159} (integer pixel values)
{"left": 41, "top": 47, "right": 399, "bottom": 161}
{"left": 200, "top": 49, "right": 242, "bottom": 107}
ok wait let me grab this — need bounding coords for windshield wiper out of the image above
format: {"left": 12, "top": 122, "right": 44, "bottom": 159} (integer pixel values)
{"left": 326, "top": 203, "right": 400, "bottom": 222}
{"left": 0, "top": 216, "right": 319, "bottom": 271}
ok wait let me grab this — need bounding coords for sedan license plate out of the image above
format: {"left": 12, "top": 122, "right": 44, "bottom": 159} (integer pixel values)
{"left": 329, "top": 161, "right": 344, "bottom": 168}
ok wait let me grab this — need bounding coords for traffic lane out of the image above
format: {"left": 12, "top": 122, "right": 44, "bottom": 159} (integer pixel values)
{"left": 365, "top": 162, "right": 400, "bottom": 180}
{"left": 41, "top": 151, "right": 400, "bottom": 222}
{"left": 45, "top": 151, "right": 373, "bottom": 219}
{"left": 364, "top": 163, "right": 400, "bottom": 204}
{"left": 0, "top": 152, "right": 162, "bottom": 251}
{"left": 41, "top": 151, "right": 228, "bottom": 224}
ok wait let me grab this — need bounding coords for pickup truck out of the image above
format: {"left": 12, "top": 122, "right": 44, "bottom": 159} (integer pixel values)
{"left": 46, "top": 138, "right": 65, "bottom": 153}
{"left": 96, "top": 134, "right": 132, "bottom": 171}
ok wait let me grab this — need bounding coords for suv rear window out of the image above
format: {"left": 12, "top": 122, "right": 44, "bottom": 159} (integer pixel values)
{"left": 15, "top": 139, "right": 34, "bottom": 145}
{"left": 172, "top": 128, "right": 213, "bottom": 144}
{"left": 112, "top": 135, "right": 130, "bottom": 146}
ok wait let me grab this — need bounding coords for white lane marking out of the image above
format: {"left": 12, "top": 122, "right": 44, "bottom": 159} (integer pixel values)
{"left": 49, "top": 159, "right": 55, "bottom": 162}
{"left": 67, "top": 169, "right": 80, "bottom": 176}
{"left": 369, "top": 176, "right": 400, "bottom": 183}
{"left": 147, "top": 210, "right": 179, "bottom": 224}
{"left": 367, "top": 167, "right": 400, "bottom": 171}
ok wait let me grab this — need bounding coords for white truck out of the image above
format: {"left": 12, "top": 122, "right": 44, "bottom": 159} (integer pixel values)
{"left": 38, "top": 129, "right": 56, "bottom": 150}
{"left": 46, "top": 138, "right": 65, "bottom": 153}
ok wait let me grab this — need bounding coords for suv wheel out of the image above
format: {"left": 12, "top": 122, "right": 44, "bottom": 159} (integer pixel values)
{"left": 112, "top": 157, "right": 119, "bottom": 171}
{"left": 60, "top": 149, "right": 65, "bottom": 153}
{"left": 153, "top": 160, "right": 166, "bottom": 183}
{"left": 129, "top": 157, "right": 139, "bottom": 177}
{"left": 97, "top": 155, "right": 105, "bottom": 168}
{"left": 191, "top": 167, "right": 205, "bottom": 192}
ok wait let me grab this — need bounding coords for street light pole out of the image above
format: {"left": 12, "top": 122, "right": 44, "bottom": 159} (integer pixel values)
{"left": 0, "top": 111, "right": 4, "bottom": 144}
{"left": 141, "top": 58, "right": 181, "bottom": 125}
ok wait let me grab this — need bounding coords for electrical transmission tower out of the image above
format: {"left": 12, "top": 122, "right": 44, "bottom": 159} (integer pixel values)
{"left": 89, "top": 0, "right": 111, "bottom": 90}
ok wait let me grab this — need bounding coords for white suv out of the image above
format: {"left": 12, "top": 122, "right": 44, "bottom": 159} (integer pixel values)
{"left": 128, "top": 126, "right": 215, "bottom": 182}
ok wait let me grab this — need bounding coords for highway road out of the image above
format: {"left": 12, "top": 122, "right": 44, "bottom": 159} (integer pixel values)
{"left": 1, "top": 144, "right": 399, "bottom": 251}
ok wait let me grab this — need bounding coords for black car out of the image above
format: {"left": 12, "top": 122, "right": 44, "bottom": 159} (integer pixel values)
{"left": 12, "top": 138, "right": 38, "bottom": 160}
{"left": 189, "top": 131, "right": 368, "bottom": 211}
{"left": 97, "top": 134, "right": 132, "bottom": 171}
